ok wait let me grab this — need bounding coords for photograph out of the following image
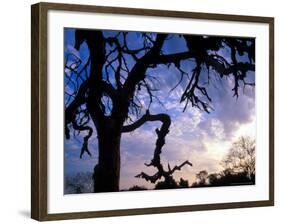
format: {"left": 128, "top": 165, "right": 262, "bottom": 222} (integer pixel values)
{"left": 63, "top": 28, "right": 256, "bottom": 194}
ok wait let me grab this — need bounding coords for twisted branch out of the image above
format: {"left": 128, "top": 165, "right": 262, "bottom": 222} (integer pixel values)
{"left": 72, "top": 120, "right": 93, "bottom": 158}
{"left": 123, "top": 110, "right": 192, "bottom": 183}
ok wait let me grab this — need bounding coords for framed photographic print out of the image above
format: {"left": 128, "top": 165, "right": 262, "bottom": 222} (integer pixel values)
{"left": 31, "top": 2, "right": 274, "bottom": 221}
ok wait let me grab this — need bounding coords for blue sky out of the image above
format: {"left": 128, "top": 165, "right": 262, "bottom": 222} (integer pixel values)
{"left": 64, "top": 28, "right": 255, "bottom": 189}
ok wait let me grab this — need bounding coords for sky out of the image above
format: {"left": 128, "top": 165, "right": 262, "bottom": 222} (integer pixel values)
{"left": 64, "top": 28, "right": 255, "bottom": 190}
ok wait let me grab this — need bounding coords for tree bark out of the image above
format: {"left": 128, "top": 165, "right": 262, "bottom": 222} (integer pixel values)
{"left": 93, "top": 119, "right": 121, "bottom": 192}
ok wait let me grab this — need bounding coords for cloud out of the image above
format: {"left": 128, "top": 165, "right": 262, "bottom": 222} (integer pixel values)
{"left": 201, "top": 76, "right": 255, "bottom": 139}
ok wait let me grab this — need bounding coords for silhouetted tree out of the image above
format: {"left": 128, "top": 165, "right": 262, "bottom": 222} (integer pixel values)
{"left": 128, "top": 185, "right": 148, "bottom": 191}
{"left": 155, "top": 176, "right": 178, "bottom": 189}
{"left": 199, "top": 137, "right": 256, "bottom": 187}
{"left": 179, "top": 178, "right": 189, "bottom": 188}
{"left": 195, "top": 170, "right": 209, "bottom": 186}
{"left": 206, "top": 170, "right": 253, "bottom": 187}
{"left": 222, "top": 136, "right": 255, "bottom": 180}
{"left": 154, "top": 177, "right": 189, "bottom": 189}
{"left": 208, "top": 173, "right": 221, "bottom": 186}
{"left": 65, "top": 29, "right": 255, "bottom": 192}
{"left": 64, "top": 172, "right": 94, "bottom": 194}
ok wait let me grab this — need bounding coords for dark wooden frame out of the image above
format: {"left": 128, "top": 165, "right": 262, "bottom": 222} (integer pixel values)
{"left": 31, "top": 2, "right": 274, "bottom": 221}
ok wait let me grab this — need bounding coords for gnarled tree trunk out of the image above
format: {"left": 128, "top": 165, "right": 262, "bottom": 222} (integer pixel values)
{"left": 93, "top": 119, "right": 121, "bottom": 192}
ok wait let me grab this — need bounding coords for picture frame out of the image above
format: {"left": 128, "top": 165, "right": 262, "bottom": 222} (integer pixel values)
{"left": 31, "top": 2, "right": 274, "bottom": 221}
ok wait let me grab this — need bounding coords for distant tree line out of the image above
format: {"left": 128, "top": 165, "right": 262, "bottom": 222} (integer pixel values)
{"left": 192, "top": 136, "right": 255, "bottom": 188}
{"left": 64, "top": 172, "right": 94, "bottom": 194}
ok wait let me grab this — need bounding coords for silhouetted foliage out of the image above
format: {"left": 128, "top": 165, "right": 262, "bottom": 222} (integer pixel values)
{"left": 128, "top": 185, "right": 148, "bottom": 191}
{"left": 178, "top": 178, "right": 189, "bottom": 188}
{"left": 222, "top": 136, "right": 255, "bottom": 180}
{"left": 154, "top": 177, "right": 189, "bottom": 190}
{"left": 207, "top": 171, "right": 254, "bottom": 187}
{"left": 65, "top": 28, "right": 255, "bottom": 192}
{"left": 155, "top": 176, "right": 178, "bottom": 189}
{"left": 64, "top": 172, "right": 94, "bottom": 194}
{"left": 195, "top": 170, "right": 208, "bottom": 186}
{"left": 191, "top": 136, "right": 255, "bottom": 188}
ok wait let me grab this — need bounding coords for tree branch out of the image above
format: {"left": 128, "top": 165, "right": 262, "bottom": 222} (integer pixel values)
{"left": 72, "top": 120, "right": 93, "bottom": 158}
{"left": 121, "top": 34, "right": 168, "bottom": 113}
{"left": 128, "top": 110, "right": 192, "bottom": 183}
{"left": 122, "top": 110, "right": 170, "bottom": 133}
{"left": 149, "top": 51, "right": 194, "bottom": 65}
